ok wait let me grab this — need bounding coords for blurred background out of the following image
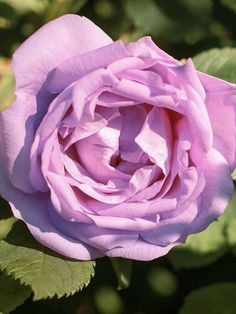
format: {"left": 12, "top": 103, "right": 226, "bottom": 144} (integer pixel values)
{"left": 1, "top": 0, "right": 236, "bottom": 59}
{"left": 0, "top": 0, "right": 236, "bottom": 313}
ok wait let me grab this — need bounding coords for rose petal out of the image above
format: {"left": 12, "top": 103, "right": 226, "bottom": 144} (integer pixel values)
{"left": 119, "top": 105, "right": 147, "bottom": 162}
{"left": 64, "top": 154, "right": 127, "bottom": 193}
{"left": 190, "top": 148, "right": 234, "bottom": 233}
{"left": 199, "top": 72, "right": 236, "bottom": 169}
{"left": 0, "top": 94, "right": 37, "bottom": 193}
{"left": 30, "top": 86, "right": 73, "bottom": 191}
{"left": 76, "top": 116, "right": 130, "bottom": 183}
{"left": 87, "top": 213, "right": 159, "bottom": 232}
{"left": 13, "top": 14, "right": 112, "bottom": 95}
{"left": 48, "top": 40, "right": 128, "bottom": 93}
{"left": 46, "top": 171, "right": 94, "bottom": 223}
{"left": 91, "top": 197, "right": 177, "bottom": 218}
{"left": 126, "top": 36, "right": 178, "bottom": 66}
{"left": 141, "top": 201, "right": 198, "bottom": 246}
{"left": 135, "top": 108, "right": 172, "bottom": 173}
{"left": 107, "top": 239, "right": 176, "bottom": 261}
{"left": 47, "top": 205, "right": 138, "bottom": 251}
{"left": 0, "top": 158, "right": 100, "bottom": 260}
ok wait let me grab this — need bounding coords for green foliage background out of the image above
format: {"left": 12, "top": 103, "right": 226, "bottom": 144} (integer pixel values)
{"left": 0, "top": 1, "right": 236, "bottom": 313}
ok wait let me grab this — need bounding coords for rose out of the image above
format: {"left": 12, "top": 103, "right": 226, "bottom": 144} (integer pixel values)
{"left": 0, "top": 15, "right": 235, "bottom": 261}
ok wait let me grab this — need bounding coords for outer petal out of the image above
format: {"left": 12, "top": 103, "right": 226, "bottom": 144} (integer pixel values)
{"left": 47, "top": 205, "right": 138, "bottom": 251}
{"left": 198, "top": 72, "right": 236, "bottom": 169}
{"left": 107, "top": 239, "right": 177, "bottom": 261}
{"left": 47, "top": 40, "right": 128, "bottom": 94}
{"left": 13, "top": 14, "right": 112, "bottom": 95}
{"left": 190, "top": 148, "right": 234, "bottom": 233}
{"left": 0, "top": 153, "right": 101, "bottom": 260}
{"left": 0, "top": 15, "right": 113, "bottom": 192}
{"left": 141, "top": 201, "right": 198, "bottom": 246}
{"left": 0, "top": 94, "right": 37, "bottom": 193}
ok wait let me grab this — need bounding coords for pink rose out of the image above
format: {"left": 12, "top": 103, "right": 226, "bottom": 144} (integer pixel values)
{"left": 0, "top": 15, "right": 235, "bottom": 260}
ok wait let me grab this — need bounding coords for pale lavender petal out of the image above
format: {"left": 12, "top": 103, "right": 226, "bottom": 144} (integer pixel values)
{"left": 119, "top": 105, "right": 147, "bottom": 162}
{"left": 68, "top": 175, "right": 132, "bottom": 205}
{"left": 13, "top": 14, "right": 112, "bottom": 95}
{"left": 64, "top": 155, "right": 127, "bottom": 193}
{"left": 87, "top": 214, "right": 159, "bottom": 231}
{"left": 190, "top": 148, "right": 234, "bottom": 233}
{"left": 107, "top": 239, "right": 177, "bottom": 261}
{"left": 98, "top": 90, "right": 140, "bottom": 107}
{"left": 128, "top": 178, "right": 164, "bottom": 201}
{"left": 48, "top": 137, "right": 65, "bottom": 176}
{"left": 86, "top": 197, "right": 177, "bottom": 218}
{"left": 62, "top": 114, "right": 107, "bottom": 150}
{"left": 0, "top": 159, "right": 101, "bottom": 260}
{"left": 108, "top": 56, "right": 158, "bottom": 75}
{"left": 46, "top": 172, "right": 93, "bottom": 223}
{"left": 76, "top": 116, "right": 129, "bottom": 183}
{"left": 135, "top": 108, "right": 172, "bottom": 173}
{"left": 128, "top": 165, "right": 160, "bottom": 195}
{"left": 71, "top": 68, "right": 119, "bottom": 122}
{"left": 126, "top": 36, "right": 179, "bottom": 66}
{"left": 48, "top": 40, "right": 128, "bottom": 93}
{"left": 0, "top": 93, "right": 37, "bottom": 193}
{"left": 47, "top": 205, "right": 138, "bottom": 251}
{"left": 29, "top": 86, "right": 73, "bottom": 191}
{"left": 141, "top": 201, "right": 198, "bottom": 246}
{"left": 169, "top": 59, "right": 206, "bottom": 100}
{"left": 112, "top": 78, "right": 178, "bottom": 110}
{"left": 199, "top": 72, "right": 236, "bottom": 169}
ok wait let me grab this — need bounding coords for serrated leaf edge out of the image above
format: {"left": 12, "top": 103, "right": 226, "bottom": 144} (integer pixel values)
{"left": 0, "top": 245, "right": 96, "bottom": 300}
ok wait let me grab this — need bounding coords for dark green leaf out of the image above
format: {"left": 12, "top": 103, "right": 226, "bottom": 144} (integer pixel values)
{"left": 220, "top": 0, "right": 236, "bottom": 12}
{"left": 179, "top": 283, "right": 236, "bottom": 314}
{"left": 168, "top": 220, "right": 227, "bottom": 269}
{"left": 0, "top": 272, "right": 31, "bottom": 313}
{"left": 0, "top": 221, "right": 95, "bottom": 300}
{"left": 193, "top": 48, "right": 236, "bottom": 83}
{"left": 0, "top": 58, "right": 15, "bottom": 112}
{"left": 110, "top": 258, "right": 132, "bottom": 290}
{"left": 123, "top": 0, "right": 170, "bottom": 36}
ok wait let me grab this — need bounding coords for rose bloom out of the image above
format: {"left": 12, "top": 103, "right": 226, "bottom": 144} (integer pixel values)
{"left": 0, "top": 15, "right": 235, "bottom": 260}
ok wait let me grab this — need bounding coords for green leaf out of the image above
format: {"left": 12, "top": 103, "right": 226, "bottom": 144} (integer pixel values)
{"left": 168, "top": 220, "right": 227, "bottom": 269}
{"left": 183, "top": 219, "right": 226, "bottom": 254}
{"left": 123, "top": 0, "right": 170, "bottom": 36}
{"left": 0, "top": 0, "right": 48, "bottom": 15}
{"left": 231, "top": 168, "right": 236, "bottom": 181}
{"left": 0, "top": 197, "right": 13, "bottom": 220}
{"left": 168, "top": 249, "right": 226, "bottom": 270}
{"left": 0, "top": 221, "right": 96, "bottom": 300}
{"left": 226, "top": 218, "right": 236, "bottom": 246}
{"left": 0, "top": 272, "right": 31, "bottom": 314}
{"left": 169, "top": 192, "right": 236, "bottom": 269}
{"left": 223, "top": 191, "right": 236, "bottom": 221}
{"left": 0, "top": 198, "right": 17, "bottom": 240}
{"left": 225, "top": 192, "right": 236, "bottom": 255}
{"left": 0, "top": 217, "right": 17, "bottom": 240}
{"left": 0, "top": 58, "right": 15, "bottom": 112}
{"left": 110, "top": 258, "right": 132, "bottom": 290}
{"left": 123, "top": 0, "right": 213, "bottom": 44}
{"left": 43, "top": 0, "right": 88, "bottom": 22}
{"left": 224, "top": 191, "right": 236, "bottom": 254}
{"left": 193, "top": 47, "right": 236, "bottom": 83}
{"left": 179, "top": 283, "right": 236, "bottom": 314}
{"left": 0, "top": 74, "right": 15, "bottom": 111}
{"left": 156, "top": 0, "right": 213, "bottom": 44}
{"left": 220, "top": 0, "right": 236, "bottom": 12}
